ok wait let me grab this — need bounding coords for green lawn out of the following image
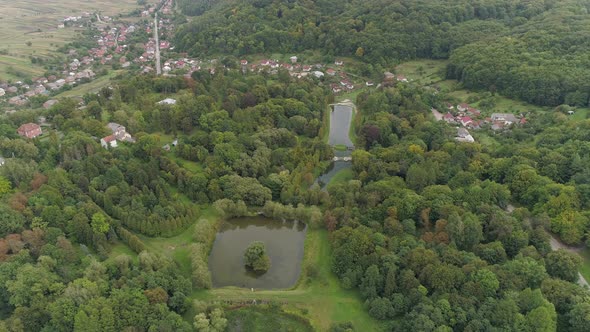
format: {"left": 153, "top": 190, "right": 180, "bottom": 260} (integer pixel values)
{"left": 226, "top": 306, "right": 313, "bottom": 332}
{"left": 108, "top": 241, "right": 138, "bottom": 259}
{"left": 568, "top": 108, "right": 590, "bottom": 121}
{"left": 327, "top": 168, "right": 353, "bottom": 189}
{"left": 577, "top": 248, "right": 590, "bottom": 283}
{"left": 57, "top": 71, "right": 122, "bottom": 98}
{"left": 166, "top": 152, "right": 203, "bottom": 173}
{"left": 394, "top": 59, "right": 447, "bottom": 85}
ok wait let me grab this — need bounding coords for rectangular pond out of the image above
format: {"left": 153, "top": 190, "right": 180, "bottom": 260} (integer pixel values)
{"left": 328, "top": 104, "right": 354, "bottom": 148}
{"left": 208, "top": 217, "right": 307, "bottom": 289}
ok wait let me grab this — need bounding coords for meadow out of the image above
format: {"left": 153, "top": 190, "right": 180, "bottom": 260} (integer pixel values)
{"left": 0, "top": 0, "right": 140, "bottom": 81}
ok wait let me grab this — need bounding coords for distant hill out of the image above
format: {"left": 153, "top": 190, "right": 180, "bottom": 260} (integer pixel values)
{"left": 174, "top": 0, "right": 547, "bottom": 62}
{"left": 175, "top": 0, "right": 590, "bottom": 107}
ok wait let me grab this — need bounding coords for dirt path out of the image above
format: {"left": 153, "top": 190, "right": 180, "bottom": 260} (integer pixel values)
{"left": 431, "top": 108, "right": 443, "bottom": 121}
{"left": 549, "top": 235, "right": 589, "bottom": 287}
{"left": 505, "top": 204, "right": 588, "bottom": 287}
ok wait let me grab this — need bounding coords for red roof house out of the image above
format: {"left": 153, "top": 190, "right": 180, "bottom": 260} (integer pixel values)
{"left": 460, "top": 116, "right": 473, "bottom": 127}
{"left": 17, "top": 123, "right": 42, "bottom": 139}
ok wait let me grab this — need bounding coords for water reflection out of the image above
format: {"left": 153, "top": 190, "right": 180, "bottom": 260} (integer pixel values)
{"left": 208, "top": 217, "right": 307, "bottom": 289}
{"left": 328, "top": 105, "right": 354, "bottom": 148}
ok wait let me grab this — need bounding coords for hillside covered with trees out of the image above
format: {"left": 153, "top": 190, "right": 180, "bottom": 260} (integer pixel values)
{"left": 2, "top": 0, "right": 590, "bottom": 331}
{"left": 176, "top": 0, "right": 590, "bottom": 107}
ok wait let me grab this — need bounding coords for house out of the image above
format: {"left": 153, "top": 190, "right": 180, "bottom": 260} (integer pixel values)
{"left": 313, "top": 71, "right": 324, "bottom": 78}
{"left": 0, "top": 88, "right": 4, "bottom": 96}
{"left": 290, "top": 56, "right": 298, "bottom": 63}
{"left": 491, "top": 113, "right": 518, "bottom": 125}
{"left": 17, "top": 123, "right": 42, "bottom": 139}
{"left": 335, "top": 60, "right": 343, "bottom": 66}
{"left": 100, "top": 135, "right": 118, "bottom": 149}
{"left": 331, "top": 84, "right": 342, "bottom": 93}
{"left": 366, "top": 81, "right": 374, "bottom": 87}
{"left": 396, "top": 75, "right": 408, "bottom": 82}
{"left": 302, "top": 65, "right": 312, "bottom": 72}
{"left": 0, "top": 156, "right": 5, "bottom": 166}
{"left": 491, "top": 122, "right": 505, "bottom": 131}
{"left": 240, "top": 59, "right": 248, "bottom": 66}
{"left": 456, "top": 128, "right": 475, "bottom": 143}
{"left": 460, "top": 116, "right": 473, "bottom": 127}
{"left": 457, "top": 103, "right": 470, "bottom": 112}
{"left": 467, "top": 108, "right": 481, "bottom": 117}
{"left": 326, "top": 68, "right": 336, "bottom": 76}
{"left": 107, "top": 122, "right": 135, "bottom": 142}
{"left": 157, "top": 98, "right": 176, "bottom": 105}
{"left": 443, "top": 112, "right": 456, "bottom": 123}
{"left": 43, "top": 99, "right": 58, "bottom": 109}
{"left": 383, "top": 72, "right": 395, "bottom": 81}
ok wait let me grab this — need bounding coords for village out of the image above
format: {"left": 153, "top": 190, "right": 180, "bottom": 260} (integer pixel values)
{"left": 0, "top": 0, "right": 174, "bottom": 109}
{"left": 0, "top": 0, "right": 528, "bottom": 151}
{"left": 432, "top": 103, "right": 527, "bottom": 143}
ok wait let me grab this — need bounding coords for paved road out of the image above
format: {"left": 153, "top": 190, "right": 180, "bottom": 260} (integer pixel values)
{"left": 154, "top": 13, "right": 161, "bottom": 75}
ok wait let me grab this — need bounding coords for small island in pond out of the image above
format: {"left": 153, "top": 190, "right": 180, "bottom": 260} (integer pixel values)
{"left": 244, "top": 241, "right": 271, "bottom": 274}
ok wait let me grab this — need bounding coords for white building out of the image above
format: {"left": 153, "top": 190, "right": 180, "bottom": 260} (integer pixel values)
{"left": 157, "top": 98, "right": 176, "bottom": 105}
{"left": 313, "top": 71, "right": 324, "bottom": 78}
{"left": 456, "top": 128, "right": 475, "bottom": 143}
{"left": 100, "top": 135, "right": 118, "bottom": 149}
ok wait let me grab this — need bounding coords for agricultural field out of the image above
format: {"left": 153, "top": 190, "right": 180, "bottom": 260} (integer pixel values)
{"left": 0, "top": 0, "right": 140, "bottom": 81}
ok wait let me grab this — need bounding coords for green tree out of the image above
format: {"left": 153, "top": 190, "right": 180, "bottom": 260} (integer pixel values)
{"left": 244, "top": 241, "right": 271, "bottom": 273}
{"left": 91, "top": 213, "right": 109, "bottom": 235}
{"left": 545, "top": 249, "right": 582, "bottom": 282}
{"left": 0, "top": 176, "right": 12, "bottom": 197}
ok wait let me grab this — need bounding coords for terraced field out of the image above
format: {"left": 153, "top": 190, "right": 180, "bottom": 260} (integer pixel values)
{"left": 0, "top": 0, "right": 139, "bottom": 80}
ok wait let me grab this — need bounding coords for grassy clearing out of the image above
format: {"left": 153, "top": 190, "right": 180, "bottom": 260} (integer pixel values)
{"left": 226, "top": 306, "right": 313, "bottom": 332}
{"left": 56, "top": 70, "right": 122, "bottom": 98}
{"left": 320, "top": 105, "right": 331, "bottom": 143}
{"left": 336, "top": 88, "right": 364, "bottom": 104}
{"left": 107, "top": 241, "right": 138, "bottom": 262}
{"left": 568, "top": 108, "right": 590, "bottom": 121}
{"left": 166, "top": 152, "right": 204, "bottom": 173}
{"left": 395, "top": 59, "right": 447, "bottom": 84}
{"left": 396, "top": 59, "right": 549, "bottom": 117}
{"left": 327, "top": 168, "right": 353, "bottom": 188}
{"left": 577, "top": 248, "right": 590, "bottom": 283}
{"left": 0, "top": 0, "right": 141, "bottom": 80}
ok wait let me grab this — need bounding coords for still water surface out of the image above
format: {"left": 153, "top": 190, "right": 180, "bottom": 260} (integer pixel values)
{"left": 208, "top": 217, "right": 307, "bottom": 289}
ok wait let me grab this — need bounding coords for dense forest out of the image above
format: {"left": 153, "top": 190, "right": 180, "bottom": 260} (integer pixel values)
{"left": 2, "top": 0, "right": 590, "bottom": 330}
{"left": 175, "top": 0, "right": 590, "bottom": 107}
{"left": 0, "top": 70, "right": 334, "bottom": 330}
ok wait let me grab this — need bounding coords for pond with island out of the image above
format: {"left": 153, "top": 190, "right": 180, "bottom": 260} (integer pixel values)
{"left": 208, "top": 103, "right": 355, "bottom": 289}
{"left": 208, "top": 217, "right": 307, "bottom": 289}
